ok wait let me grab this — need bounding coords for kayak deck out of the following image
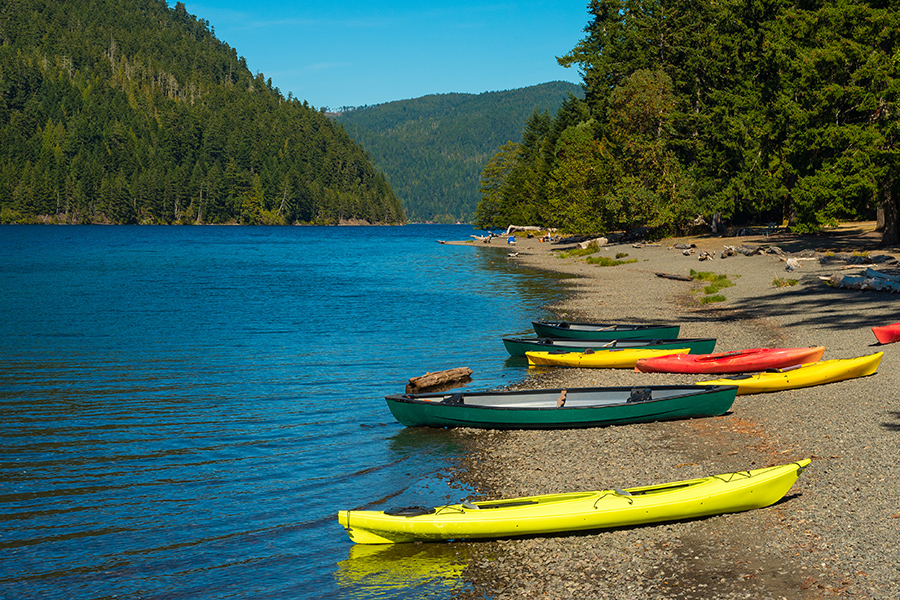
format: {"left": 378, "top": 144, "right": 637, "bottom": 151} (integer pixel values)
{"left": 527, "top": 347, "right": 690, "bottom": 368}
{"left": 697, "top": 352, "right": 882, "bottom": 394}
{"left": 635, "top": 346, "right": 826, "bottom": 374}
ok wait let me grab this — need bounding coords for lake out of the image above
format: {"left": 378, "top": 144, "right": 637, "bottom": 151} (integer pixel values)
{"left": 0, "top": 224, "right": 564, "bottom": 599}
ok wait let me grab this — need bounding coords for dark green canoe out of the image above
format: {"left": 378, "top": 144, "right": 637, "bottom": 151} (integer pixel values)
{"left": 502, "top": 336, "right": 716, "bottom": 358}
{"left": 384, "top": 385, "right": 738, "bottom": 429}
{"left": 532, "top": 321, "right": 680, "bottom": 340}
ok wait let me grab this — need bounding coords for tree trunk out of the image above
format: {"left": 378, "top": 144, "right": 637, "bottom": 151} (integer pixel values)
{"left": 879, "top": 175, "right": 898, "bottom": 246}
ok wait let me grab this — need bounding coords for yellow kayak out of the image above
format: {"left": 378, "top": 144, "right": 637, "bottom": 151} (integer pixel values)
{"left": 526, "top": 347, "right": 689, "bottom": 368}
{"left": 697, "top": 352, "right": 882, "bottom": 395}
{"left": 337, "top": 460, "right": 810, "bottom": 544}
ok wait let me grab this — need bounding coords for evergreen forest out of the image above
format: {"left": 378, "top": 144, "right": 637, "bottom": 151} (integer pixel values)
{"left": 474, "top": 0, "right": 900, "bottom": 244}
{"left": 0, "top": 0, "right": 404, "bottom": 225}
{"left": 335, "top": 82, "right": 582, "bottom": 223}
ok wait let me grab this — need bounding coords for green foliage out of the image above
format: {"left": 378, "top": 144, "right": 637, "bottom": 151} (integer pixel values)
{"left": 691, "top": 270, "right": 735, "bottom": 290}
{"left": 477, "top": 0, "right": 900, "bottom": 241}
{"left": 335, "top": 82, "right": 582, "bottom": 223}
{"left": 690, "top": 270, "right": 735, "bottom": 302}
{"left": 0, "top": 0, "right": 404, "bottom": 225}
{"left": 703, "top": 280, "right": 734, "bottom": 295}
{"left": 773, "top": 278, "right": 799, "bottom": 288}
{"left": 556, "top": 242, "right": 637, "bottom": 265}
{"left": 0, "top": 206, "right": 27, "bottom": 223}
{"left": 585, "top": 255, "right": 637, "bottom": 266}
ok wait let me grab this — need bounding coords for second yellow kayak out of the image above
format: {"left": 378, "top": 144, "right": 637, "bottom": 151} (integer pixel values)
{"left": 526, "top": 347, "right": 689, "bottom": 368}
{"left": 696, "top": 352, "right": 883, "bottom": 395}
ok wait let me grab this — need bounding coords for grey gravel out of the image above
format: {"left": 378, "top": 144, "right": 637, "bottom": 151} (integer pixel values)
{"left": 444, "top": 227, "right": 900, "bottom": 599}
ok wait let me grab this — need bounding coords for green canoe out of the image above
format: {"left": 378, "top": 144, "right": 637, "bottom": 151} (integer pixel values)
{"left": 532, "top": 321, "right": 680, "bottom": 340}
{"left": 384, "top": 385, "right": 738, "bottom": 429}
{"left": 502, "top": 336, "right": 716, "bottom": 358}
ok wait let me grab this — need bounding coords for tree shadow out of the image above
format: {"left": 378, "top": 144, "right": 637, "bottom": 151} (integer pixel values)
{"left": 691, "top": 222, "right": 892, "bottom": 255}
{"left": 882, "top": 412, "right": 900, "bottom": 432}
{"left": 679, "top": 275, "right": 900, "bottom": 333}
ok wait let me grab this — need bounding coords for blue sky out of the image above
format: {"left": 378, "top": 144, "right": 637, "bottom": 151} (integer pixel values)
{"left": 184, "top": 1, "right": 589, "bottom": 110}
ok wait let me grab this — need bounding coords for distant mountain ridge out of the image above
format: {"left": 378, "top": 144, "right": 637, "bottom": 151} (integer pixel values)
{"left": 335, "top": 82, "right": 583, "bottom": 222}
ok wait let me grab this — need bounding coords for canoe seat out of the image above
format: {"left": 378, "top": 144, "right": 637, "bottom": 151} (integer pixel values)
{"left": 441, "top": 393, "right": 465, "bottom": 405}
{"left": 627, "top": 388, "right": 652, "bottom": 403}
{"left": 384, "top": 506, "right": 435, "bottom": 517}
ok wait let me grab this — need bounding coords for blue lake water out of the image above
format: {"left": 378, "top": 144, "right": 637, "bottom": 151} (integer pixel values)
{"left": 0, "top": 224, "right": 564, "bottom": 599}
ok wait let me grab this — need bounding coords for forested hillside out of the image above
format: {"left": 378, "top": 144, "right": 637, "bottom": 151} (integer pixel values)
{"left": 475, "top": 0, "right": 900, "bottom": 243}
{"left": 0, "top": 0, "right": 404, "bottom": 225}
{"left": 335, "top": 82, "right": 582, "bottom": 223}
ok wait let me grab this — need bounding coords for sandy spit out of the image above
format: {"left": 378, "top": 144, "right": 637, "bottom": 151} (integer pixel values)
{"left": 441, "top": 225, "right": 900, "bottom": 600}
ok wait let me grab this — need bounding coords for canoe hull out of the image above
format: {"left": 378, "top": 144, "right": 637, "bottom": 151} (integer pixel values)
{"left": 526, "top": 347, "right": 690, "bottom": 368}
{"left": 872, "top": 322, "right": 900, "bottom": 344}
{"left": 635, "top": 346, "right": 826, "bottom": 374}
{"left": 384, "top": 385, "right": 737, "bottom": 429}
{"left": 503, "top": 337, "right": 717, "bottom": 358}
{"left": 338, "top": 460, "right": 811, "bottom": 544}
{"left": 532, "top": 321, "right": 680, "bottom": 340}
{"left": 697, "top": 352, "right": 882, "bottom": 394}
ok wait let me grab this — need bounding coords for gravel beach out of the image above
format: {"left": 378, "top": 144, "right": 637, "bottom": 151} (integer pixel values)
{"left": 444, "top": 224, "right": 900, "bottom": 599}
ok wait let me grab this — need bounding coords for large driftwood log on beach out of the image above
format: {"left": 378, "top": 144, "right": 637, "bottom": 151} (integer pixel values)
{"left": 578, "top": 237, "right": 608, "bottom": 249}
{"left": 823, "top": 269, "right": 900, "bottom": 292}
{"left": 406, "top": 367, "right": 473, "bottom": 393}
{"left": 505, "top": 225, "right": 552, "bottom": 235}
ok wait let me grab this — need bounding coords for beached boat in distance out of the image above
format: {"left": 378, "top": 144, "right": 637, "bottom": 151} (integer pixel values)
{"left": 635, "top": 346, "right": 825, "bottom": 374}
{"left": 532, "top": 320, "right": 680, "bottom": 340}
{"left": 526, "top": 347, "right": 689, "bottom": 368}
{"left": 337, "top": 459, "right": 811, "bottom": 544}
{"left": 503, "top": 336, "right": 716, "bottom": 358}
{"left": 384, "top": 384, "right": 737, "bottom": 429}
{"left": 696, "top": 352, "right": 882, "bottom": 394}
{"left": 872, "top": 322, "right": 900, "bottom": 344}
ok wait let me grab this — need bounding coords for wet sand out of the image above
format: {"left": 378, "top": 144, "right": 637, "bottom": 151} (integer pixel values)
{"left": 445, "top": 224, "right": 900, "bottom": 599}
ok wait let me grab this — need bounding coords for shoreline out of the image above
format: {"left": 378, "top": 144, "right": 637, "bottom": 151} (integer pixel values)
{"left": 447, "top": 225, "right": 900, "bottom": 599}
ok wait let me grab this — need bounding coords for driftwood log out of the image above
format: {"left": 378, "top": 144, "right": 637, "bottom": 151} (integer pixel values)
{"left": 655, "top": 271, "right": 693, "bottom": 281}
{"left": 823, "top": 268, "right": 900, "bottom": 293}
{"left": 577, "top": 237, "right": 608, "bottom": 249}
{"left": 505, "top": 225, "right": 554, "bottom": 235}
{"left": 406, "top": 367, "right": 473, "bottom": 393}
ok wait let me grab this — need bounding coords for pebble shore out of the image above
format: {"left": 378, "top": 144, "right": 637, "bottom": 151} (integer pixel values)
{"left": 445, "top": 225, "right": 900, "bottom": 599}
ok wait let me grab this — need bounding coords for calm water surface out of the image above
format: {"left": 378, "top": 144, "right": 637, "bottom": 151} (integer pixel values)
{"left": 0, "top": 225, "right": 564, "bottom": 599}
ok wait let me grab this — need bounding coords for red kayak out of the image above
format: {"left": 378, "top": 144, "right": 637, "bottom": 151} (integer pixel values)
{"left": 634, "top": 346, "right": 826, "bottom": 374}
{"left": 872, "top": 322, "right": 900, "bottom": 344}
